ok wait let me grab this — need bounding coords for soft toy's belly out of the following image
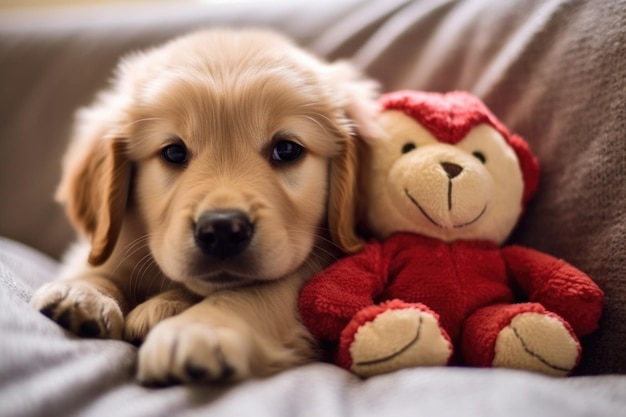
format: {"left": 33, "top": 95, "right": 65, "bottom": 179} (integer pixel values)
{"left": 379, "top": 241, "right": 514, "bottom": 340}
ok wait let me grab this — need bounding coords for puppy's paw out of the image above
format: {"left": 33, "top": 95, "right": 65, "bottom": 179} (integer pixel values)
{"left": 137, "top": 318, "right": 251, "bottom": 385}
{"left": 30, "top": 281, "right": 124, "bottom": 339}
{"left": 123, "top": 296, "right": 192, "bottom": 346}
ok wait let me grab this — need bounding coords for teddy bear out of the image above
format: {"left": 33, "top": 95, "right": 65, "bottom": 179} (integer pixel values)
{"left": 298, "top": 90, "right": 604, "bottom": 378}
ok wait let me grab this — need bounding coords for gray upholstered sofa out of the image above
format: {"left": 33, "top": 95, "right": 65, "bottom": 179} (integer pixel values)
{"left": 1, "top": 1, "right": 625, "bottom": 416}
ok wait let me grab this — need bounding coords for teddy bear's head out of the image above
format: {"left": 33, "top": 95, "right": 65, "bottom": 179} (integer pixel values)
{"left": 359, "top": 91, "right": 539, "bottom": 245}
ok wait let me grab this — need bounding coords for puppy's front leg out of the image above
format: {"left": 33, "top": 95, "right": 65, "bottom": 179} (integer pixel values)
{"left": 30, "top": 274, "right": 127, "bottom": 339}
{"left": 137, "top": 277, "right": 314, "bottom": 385}
{"left": 123, "top": 288, "right": 201, "bottom": 346}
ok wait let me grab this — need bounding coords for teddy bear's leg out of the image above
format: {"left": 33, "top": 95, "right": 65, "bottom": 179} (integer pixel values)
{"left": 337, "top": 299, "right": 453, "bottom": 378}
{"left": 462, "top": 303, "right": 581, "bottom": 376}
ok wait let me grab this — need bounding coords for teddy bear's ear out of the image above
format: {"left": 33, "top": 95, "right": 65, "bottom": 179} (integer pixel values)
{"left": 509, "top": 134, "right": 540, "bottom": 207}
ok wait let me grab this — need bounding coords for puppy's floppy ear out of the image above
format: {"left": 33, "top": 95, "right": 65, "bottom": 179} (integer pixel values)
{"left": 328, "top": 133, "right": 362, "bottom": 254}
{"left": 55, "top": 49, "right": 147, "bottom": 265}
{"left": 325, "top": 62, "right": 380, "bottom": 254}
{"left": 56, "top": 133, "right": 131, "bottom": 266}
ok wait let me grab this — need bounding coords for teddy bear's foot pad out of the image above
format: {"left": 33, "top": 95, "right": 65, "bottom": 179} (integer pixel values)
{"left": 493, "top": 312, "right": 580, "bottom": 376}
{"left": 348, "top": 307, "right": 452, "bottom": 377}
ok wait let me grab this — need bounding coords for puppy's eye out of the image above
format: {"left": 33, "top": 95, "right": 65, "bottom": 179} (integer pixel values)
{"left": 472, "top": 151, "right": 486, "bottom": 164}
{"left": 271, "top": 140, "right": 304, "bottom": 164}
{"left": 162, "top": 143, "right": 188, "bottom": 165}
{"left": 402, "top": 142, "right": 416, "bottom": 154}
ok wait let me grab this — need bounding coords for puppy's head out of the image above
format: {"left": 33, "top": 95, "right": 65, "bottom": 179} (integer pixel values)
{"left": 57, "top": 29, "right": 377, "bottom": 295}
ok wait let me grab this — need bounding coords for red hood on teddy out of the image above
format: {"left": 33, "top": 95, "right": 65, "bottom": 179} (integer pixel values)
{"left": 298, "top": 90, "right": 604, "bottom": 378}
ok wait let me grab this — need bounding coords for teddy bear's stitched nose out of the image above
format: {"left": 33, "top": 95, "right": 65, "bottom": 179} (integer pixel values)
{"left": 441, "top": 162, "right": 463, "bottom": 179}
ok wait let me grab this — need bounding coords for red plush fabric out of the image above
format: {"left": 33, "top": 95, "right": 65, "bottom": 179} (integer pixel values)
{"left": 380, "top": 91, "right": 512, "bottom": 146}
{"left": 501, "top": 246, "right": 604, "bottom": 336}
{"left": 462, "top": 302, "right": 549, "bottom": 367}
{"left": 300, "top": 233, "right": 514, "bottom": 345}
{"left": 299, "top": 232, "right": 604, "bottom": 366}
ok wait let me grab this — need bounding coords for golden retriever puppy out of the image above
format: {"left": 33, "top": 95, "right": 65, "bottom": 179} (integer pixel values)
{"left": 30, "top": 28, "right": 377, "bottom": 384}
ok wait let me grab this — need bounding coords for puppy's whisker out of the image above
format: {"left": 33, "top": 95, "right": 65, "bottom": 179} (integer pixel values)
{"left": 280, "top": 228, "right": 344, "bottom": 266}
{"left": 122, "top": 117, "right": 163, "bottom": 131}
{"left": 303, "top": 111, "right": 335, "bottom": 125}
{"left": 129, "top": 234, "right": 169, "bottom": 304}
{"left": 300, "top": 246, "right": 341, "bottom": 276}
{"left": 285, "top": 227, "right": 343, "bottom": 252}
{"left": 301, "top": 115, "right": 331, "bottom": 136}
{"left": 300, "top": 249, "right": 325, "bottom": 271}
{"left": 141, "top": 260, "right": 162, "bottom": 299}
{"left": 117, "top": 235, "right": 151, "bottom": 264}
{"left": 130, "top": 252, "right": 158, "bottom": 304}
{"left": 302, "top": 110, "right": 346, "bottom": 135}
{"left": 128, "top": 240, "right": 162, "bottom": 298}
{"left": 129, "top": 255, "right": 148, "bottom": 305}
{"left": 107, "top": 235, "right": 152, "bottom": 285}
{"left": 294, "top": 101, "right": 322, "bottom": 108}
{"left": 159, "top": 274, "right": 176, "bottom": 294}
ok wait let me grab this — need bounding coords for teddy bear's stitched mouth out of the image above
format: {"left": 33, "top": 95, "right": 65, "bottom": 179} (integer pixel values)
{"left": 404, "top": 188, "right": 487, "bottom": 229}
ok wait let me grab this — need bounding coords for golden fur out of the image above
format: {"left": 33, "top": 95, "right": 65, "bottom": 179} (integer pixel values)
{"left": 30, "top": 28, "right": 376, "bottom": 384}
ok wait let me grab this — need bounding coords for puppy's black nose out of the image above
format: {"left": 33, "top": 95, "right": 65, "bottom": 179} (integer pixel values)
{"left": 194, "top": 210, "right": 254, "bottom": 259}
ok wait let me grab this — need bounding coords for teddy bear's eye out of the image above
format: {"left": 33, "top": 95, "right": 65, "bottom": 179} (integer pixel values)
{"left": 472, "top": 151, "right": 486, "bottom": 164}
{"left": 402, "top": 143, "right": 416, "bottom": 154}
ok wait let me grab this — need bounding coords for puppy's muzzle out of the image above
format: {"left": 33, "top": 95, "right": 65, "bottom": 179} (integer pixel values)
{"left": 194, "top": 210, "right": 254, "bottom": 260}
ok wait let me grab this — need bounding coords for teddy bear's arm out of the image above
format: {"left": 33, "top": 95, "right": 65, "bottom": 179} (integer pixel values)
{"left": 299, "top": 241, "right": 389, "bottom": 341}
{"left": 501, "top": 245, "right": 604, "bottom": 336}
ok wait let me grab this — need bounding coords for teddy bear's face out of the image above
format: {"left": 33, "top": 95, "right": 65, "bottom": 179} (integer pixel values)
{"left": 361, "top": 110, "right": 525, "bottom": 244}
